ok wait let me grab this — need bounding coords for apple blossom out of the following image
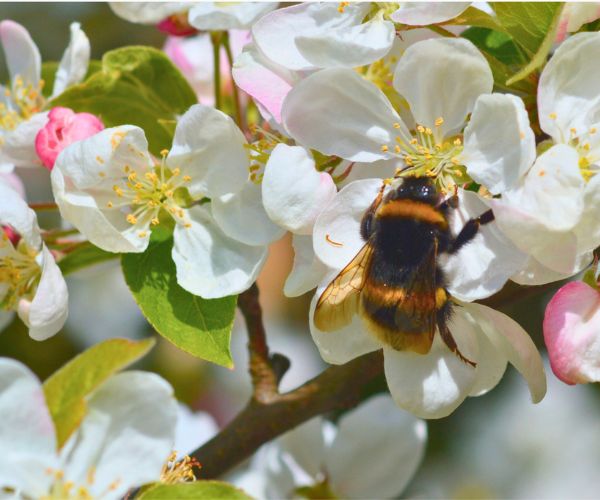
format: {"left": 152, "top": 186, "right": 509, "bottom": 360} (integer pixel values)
{"left": 35, "top": 106, "right": 105, "bottom": 170}
{"left": 543, "top": 280, "right": 600, "bottom": 385}
{"left": 109, "top": 2, "right": 198, "bottom": 36}
{"left": 0, "top": 20, "right": 89, "bottom": 170}
{"left": 0, "top": 182, "right": 68, "bottom": 339}
{"left": 308, "top": 178, "right": 545, "bottom": 418}
{"left": 556, "top": 2, "right": 600, "bottom": 42}
{"left": 51, "top": 104, "right": 274, "bottom": 298}
{"left": 234, "top": 395, "right": 426, "bottom": 499}
{"left": 188, "top": 2, "right": 276, "bottom": 31}
{"left": 0, "top": 357, "right": 178, "bottom": 499}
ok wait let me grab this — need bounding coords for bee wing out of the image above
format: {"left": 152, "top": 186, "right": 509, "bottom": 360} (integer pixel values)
{"left": 314, "top": 242, "right": 373, "bottom": 332}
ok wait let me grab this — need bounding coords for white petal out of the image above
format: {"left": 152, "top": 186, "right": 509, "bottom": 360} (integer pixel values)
{"left": 172, "top": 206, "right": 267, "bottom": 298}
{"left": 463, "top": 93, "right": 536, "bottom": 194}
{"left": 282, "top": 68, "right": 408, "bottom": 162}
{"left": 252, "top": 2, "right": 371, "bottom": 71}
{"left": 2, "top": 111, "right": 48, "bottom": 168}
{"left": 295, "top": 14, "right": 395, "bottom": 69}
{"left": 278, "top": 417, "right": 326, "bottom": 480}
{"left": 538, "top": 32, "right": 600, "bottom": 142}
{"left": 263, "top": 144, "right": 337, "bottom": 235}
{"left": 174, "top": 404, "right": 218, "bottom": 458}
{"left": 212, "top": 180, "right": 285, "bottom": 246}
{"left": 0, "top": 20, "right": 41, "bottom": 86}
{"left": 467, "top": 303, "right": 547, "bottom": 403}
{"left": 309, "top": 292, "right": 380, "bottom": 365}
{"left": 393, "top": 37, "right": 493, "bottom": 137}
{"left": 0, "top": 358, "right": 56, "bottom": 497}
{"left": 326, "top": 395, "right": 426, "bottom": 498}
{"left": 313, "top": 178, "right": 382, "bottom": 270}
{"left": 61, "top": 371, "right": 177, "bottom": 499}
{"left": 511, "top": 253, "right": 593, "bottom": 286}
{"left": 51, "top": 126, "right": 153, "bottom": 253}
{"left": 468, "top": 325, "right": 508, "bottom": 397}
{"left": 21, "top": 245, "right": 68, "bottom": 341}
{"left": 391, "top": 2, "right": 470, "bottom": 25}
{"left": 0, "top": 310, "right": 15, "bottom": 332}
{"left": 444, "top": 190, "right": 528, "bottom": 301}
{"left": 232, "top": 42, "right": 297, "bottom": 125}
{"left": 384, "top": 310, "right": 479, "bottom": 419}
{"left": 0, "top": 181, "right": 41, "bottom": 248}
{"left": 109, "top": 2, "right": 189, "bottom": 24}
{"left": 189, "top": 2, "right": 275, "bottom": 30}
{"left": 493, "top": 145, "right": 584, "bottom": 274}
{"left": 51, "top": 22, "right": 90, "bottom": 98}
{"left": 574, "top": 173, "right": 600, "bottom": 253}
{"left": 340, "top": 158, "right": 399, "bottom": 186}
{"left": 284, "top": 234, "right": 330, "bottom": 298}
{"left": 168, "top": 104, "right": 248, "bottom": 198}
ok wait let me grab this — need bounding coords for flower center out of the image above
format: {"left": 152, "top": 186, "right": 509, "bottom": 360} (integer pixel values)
{"left": 0, "top": 76, "right": 45, "bottom": 132}
{"left": 107, "top": 150, "right": 194, "bottom": 237}
{"left": 42, "top": 467, "right": 121, "bottom": 500}
{"left": 381, "top": 118, "right": 469, "bottom": 193}
{"left": 160, "top": 451, "right": 200, "bottom": 484}
{"left": 567, "top": 126, "right": 599, "bottom": 182}
{"left": 0, "top": 229, "right": 40, "bottom": 311}
{"left": 246, "top": 125, "right": 283, "bottom": 184}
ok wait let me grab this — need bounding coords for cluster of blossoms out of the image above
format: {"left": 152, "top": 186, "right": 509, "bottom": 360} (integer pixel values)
{"left": 2, "top": 2, "right": 600, "bottom": 497}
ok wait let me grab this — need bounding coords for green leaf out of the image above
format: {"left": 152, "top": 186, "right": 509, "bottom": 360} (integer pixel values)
{"left": 461, "top": 27, "right": 523, "bottom": 66}
{"left": 443, "top": 5, "right": 508, "bottom": 33}
{"left": 43, "top": 338, "right": 155, "bottom": 448}
{"left": 50, "top": 46, "right": 197, "bottom": 155}
{"left": 58, "top": 242, "right": 118, "bottom": 276}
{"left": 138, "top": 481, "right": 252, "bottom": 500}
{"left": 492, "top": 3, "right": 564, "bottom": 85}
{"left": 121, "top": 228, "right": 237, "bottom": 368}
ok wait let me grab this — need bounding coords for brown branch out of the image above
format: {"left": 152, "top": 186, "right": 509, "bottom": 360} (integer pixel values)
{"left": 192, "top": 278, "right": 564, "bottom": 479}
{"left": 192, "top": 350, "right": 383, "bottom": 478}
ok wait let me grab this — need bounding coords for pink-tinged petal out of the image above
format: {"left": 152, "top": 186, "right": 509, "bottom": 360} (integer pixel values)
{"left": 233, "top": 43, "right": 297, "bottom": 125}
{"left": 544, "top": 281, "right": 600, "bottom": 385}
{"left": 0, "top": 171, "right": 25, "bottom": 198}
{"left": 35, "top": 107, "right": 104, "bottom": 170}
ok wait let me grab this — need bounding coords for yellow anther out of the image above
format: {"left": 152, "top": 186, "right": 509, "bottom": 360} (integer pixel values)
{"left": 107, "top": 201, "right": 113, "bottom": 208}
{"left": 160, "top": 149, "right": 169, "bottom": 157}
{"left": 126, "top": 214, "right": 138, "bottom": 224}
{"left": 151, "top": 217, "right": 160, "bottom": 226}
{"left": 519, "top": 131, "right": 525, "bottom": 139}
{"left": 434, "top": 117, "right": 444, "bottom": 127}
{"left": 451, "top": 157, "right": 460, "bottom": 165}
{"left": 404, "top": 156, "right": 414, "bottom": 166}
{"left": 383, "top": 178, "right": 392, "bottom": 185}
{"left": 549, "top": 112, "right": 557, "bottom": 120}
{"left": 96, "top": 155, "right": 104, "bottom": 164}
{"left": 393, "top": 122, "right": 402, "bottom": 129}
{"left": 124, "top": 165, "right": 130, "bottom": 173}
{"left": 394, "top": 145, "right": 401, "bottom": 153}
{"left": 128, "top": 172, "right": 137, "bottom": 181}
{"left": 183, "top": 175, "right": 192, "bottom": 182}
{"left": 409, "top": 138, "right": 418, "bottom": 145}
{"left": 416, "top": 125, "right": 425, "bottom": 133}
{"left": 570, "top": 127, "right": 577, "bottom": 135}
{"left": 584, "top": 142, "right": 591, "bottom": 151}
{"left": 99, "top": 171, "right": 106, "bottom": 178}
{"left": 171, "top": 167, "right": 181, "bottom": 176}
{"left": 113, "top": 185, "right": 123, "bottom": 197}
{"left": 591, "top": 127, "right": 597, "bottom": 134}
{"left": 138, "top": 231, "right": 147, "bottom": 238}
{"left": 134, "top": 182, "right": 143, "bottom": 190}
{"left": 425, "top": 127, "right": 433, "bottom": 135}
{"left": 453, "top": 138, "right": 462, "bottom": 146}
{"left": 184, "top": 223, "right": 192, "bottom": 228}
{"left": 381, "top": 145, "right": 389, "bottom": 152}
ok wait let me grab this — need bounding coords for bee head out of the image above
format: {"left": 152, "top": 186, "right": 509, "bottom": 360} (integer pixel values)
{"left": 392, "top": 176, "right": 439, "bottom": 204}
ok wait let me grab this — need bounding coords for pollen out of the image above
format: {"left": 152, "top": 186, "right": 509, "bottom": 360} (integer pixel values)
{"left": 381, "top": 145, "right": 389, "bottom": 152}
{"left": 96, "top": 155, "right": 104, "bottom": 164}
{"left": 106, "top": 201, "right": 113, "bottom": 208}
{"left": 519, "top": 131, "right": 525, "bottom": 139}
{"left": 591, "top": 127, "right": 597, "bottom": 135}
{"left": 160, "top": 149, "right": 169, "bottom": 157}
{"left": 151, "top": 218, "right": 160, "bottom": 226}
{"left": 138, "top": 231, "right": 147, "bottom": 238}
{"left": 435, "top": 117, "right": 444, "bottom": 127}
{"left": 126, "top": 214, "right": 138, "bottom": 224}
{"left": 337, "top": 1, "right": 349, "bottom": 13}
{"left": 183, "top": 175, "right": 191, "bottom": 182}
{"left": 393, "top": 122, "right": 402, "bottom": 129}
{"left": 325, "top": 234, "right": 344, "bottom": 247}
{"left": 416, "top": 125, "right": 425, "bottom": 133}
{"left": 549, "top": 112, "right": 557, "bottom": 120}
{"left": 538, "top": 169, "right": 546, "bottom": 177}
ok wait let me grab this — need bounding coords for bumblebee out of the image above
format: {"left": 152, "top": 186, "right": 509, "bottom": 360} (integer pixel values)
{"left": 314, "top": 176, "right": 494, "bottom": 366}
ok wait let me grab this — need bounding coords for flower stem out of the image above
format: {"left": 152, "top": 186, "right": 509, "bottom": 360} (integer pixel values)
{"left": 223, "top": 32, "right": 244, "bottom": 132}
{"left": 210, "top": 32, "right": 223, "bottom": 111}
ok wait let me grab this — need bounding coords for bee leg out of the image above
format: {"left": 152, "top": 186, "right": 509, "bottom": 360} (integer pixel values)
{"left": 437, "top": 190, "right": 459, "bottom": 211}
{"left": 360, "top": 183, "right": 386, "bottom": 241}
{"left": 437, "top": 303, "right": 476, "bottom": 367}
{"left": 447, "top": 209, "right": 494, "bottom": 255}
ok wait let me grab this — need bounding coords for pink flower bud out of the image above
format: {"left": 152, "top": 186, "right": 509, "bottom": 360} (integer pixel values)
{"left": 35, "top": 107, "right": 104, "bottom": 170}
{"left": 543, "top": 281, "right": 600, "bottom": 385}
{"left": 157, "top": 13, "right": 198, "bottom": 37}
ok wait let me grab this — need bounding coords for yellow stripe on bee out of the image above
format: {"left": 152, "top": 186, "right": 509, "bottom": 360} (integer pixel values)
{"left": 377, "top": 199, "right": 447, "bottom": 227}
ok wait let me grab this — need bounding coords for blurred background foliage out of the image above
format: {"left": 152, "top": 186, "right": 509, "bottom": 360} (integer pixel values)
{"left": 1, "top": 3, "right": 600, "bottom": 498}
